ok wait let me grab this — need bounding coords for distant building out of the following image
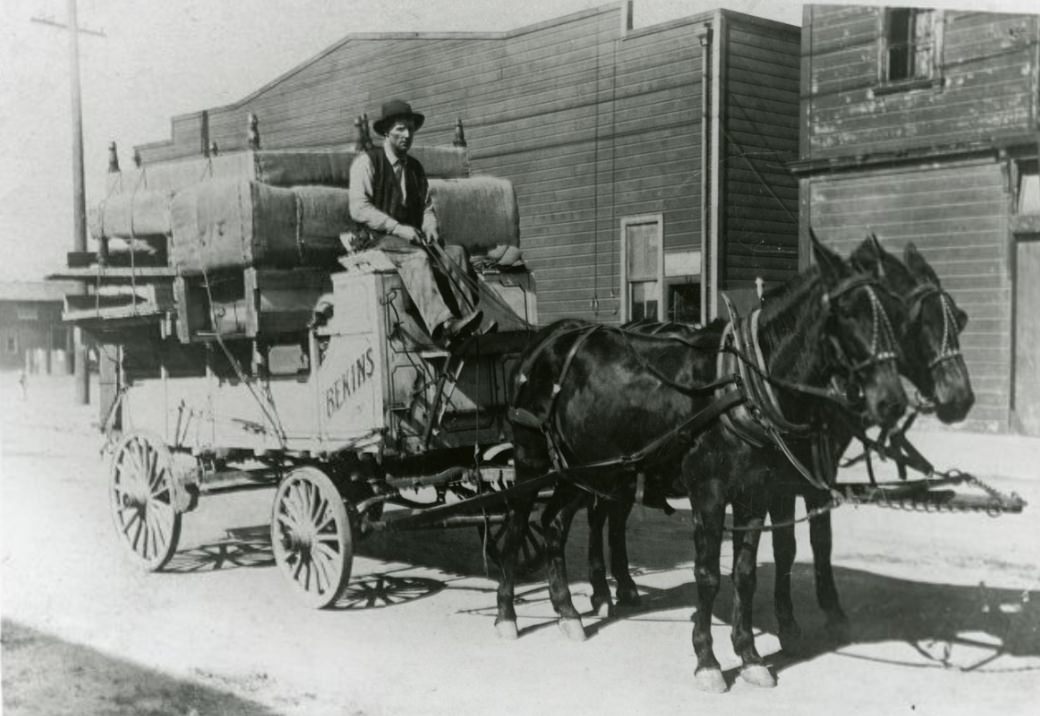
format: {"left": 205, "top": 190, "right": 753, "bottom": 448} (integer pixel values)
{"left": 0, "top": 281, "right": 77, "bottom": 373}
{"left": 795, "top": 5, "right": 1040, "bottom": 435}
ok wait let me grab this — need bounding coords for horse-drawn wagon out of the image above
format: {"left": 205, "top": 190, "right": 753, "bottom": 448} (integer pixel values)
{"left": 54, "top": 118, "right": 550, "bottom": 608}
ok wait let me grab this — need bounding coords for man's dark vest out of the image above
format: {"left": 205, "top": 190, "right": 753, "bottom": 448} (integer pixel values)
{"left": 366, "top": 148, "right": 427, "bottom": 230}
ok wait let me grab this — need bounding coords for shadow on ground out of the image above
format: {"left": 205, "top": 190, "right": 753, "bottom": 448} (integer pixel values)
{"left": 1, "top": 619, "right": 282, "bottom": 716}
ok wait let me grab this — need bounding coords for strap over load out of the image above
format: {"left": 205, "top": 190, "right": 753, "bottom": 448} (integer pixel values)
{"left": 169, "top": 179, "right": 349, "bottom": 273}
{"left": 106, "top": 147, "right": 471, "bottom": 196}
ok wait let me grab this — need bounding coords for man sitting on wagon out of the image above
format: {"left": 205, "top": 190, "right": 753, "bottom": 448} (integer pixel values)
{"left": 347, "top": 99, "right": 483, "bottom": 347}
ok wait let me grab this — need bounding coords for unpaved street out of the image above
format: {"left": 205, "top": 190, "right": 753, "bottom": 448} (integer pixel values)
{"left": 2, "top": 374, "right": 1040, "bottom": 715}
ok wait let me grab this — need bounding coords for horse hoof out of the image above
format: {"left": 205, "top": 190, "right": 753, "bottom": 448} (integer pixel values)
{"left": 740, "top": 664, "right": 776, "bottom": 688}
{"left": 590, "top": 595, "right": 611, "bottom": 616}
{"left": 495, "top": 620, "right": 519, "bottom": 640}
{"left": 693, "top": 668, "right": 728, "bottom": 693}
{"left": 558, "top": 618, "right": 587, "bottom": 642}
{"left": 616, "top": 587, "right": 642, "bottom": 607}
{"left": 778, "top": 623, "right": 804, "bottom": 655}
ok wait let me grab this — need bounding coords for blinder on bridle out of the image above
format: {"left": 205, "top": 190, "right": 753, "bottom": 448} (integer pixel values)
{"left": 904, "top": 282, "right": 964, "bottom": 370}
{"left": 820, "top": 273, "right": 900, "bottom": 391}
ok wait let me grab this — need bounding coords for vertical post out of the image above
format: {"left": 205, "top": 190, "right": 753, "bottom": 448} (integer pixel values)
{"left": 69, "top": 0, "right": 90, "bottom": 404}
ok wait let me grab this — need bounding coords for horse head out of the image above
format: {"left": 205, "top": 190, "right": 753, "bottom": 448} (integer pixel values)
{"left": 811, "top": 234, "right": 907, "bottom": 428}
{"left": 850, "top": 236, "right": 973, "bottom": 423}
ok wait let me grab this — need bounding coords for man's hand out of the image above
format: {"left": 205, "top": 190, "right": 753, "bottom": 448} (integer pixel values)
{"left": 394, "top": 225, "right": 423, "bottom": 244}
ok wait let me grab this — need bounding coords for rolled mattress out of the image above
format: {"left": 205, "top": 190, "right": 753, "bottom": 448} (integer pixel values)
{"left": 170, "top": 179, "right": 350, "bottom": 273}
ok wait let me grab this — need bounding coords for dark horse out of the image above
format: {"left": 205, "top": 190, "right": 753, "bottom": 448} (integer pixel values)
{"left": 582, "top": 235, "right": 975, "bottom": 656}
{"left": 767, "top": 236, "right": 974, "bottom": 652}
{"left": 496, "top": 238, "right": 907, "bottom": 691}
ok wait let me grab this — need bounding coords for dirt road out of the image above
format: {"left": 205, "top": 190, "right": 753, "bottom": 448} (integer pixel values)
{"left": 2, "top": 375, "right": 1039, "bottom": 715}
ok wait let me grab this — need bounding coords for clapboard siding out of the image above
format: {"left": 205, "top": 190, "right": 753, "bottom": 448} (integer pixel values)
{"left": 807, "top": 160, "right": 1011, "bottom": 431}
{"left": 135, "top": 6, "right": 803, "bottom": 326}
{"left": 804, "top": 6, "right": 1039, "bottom": 160}
{"left": 723, "top": 16, "right": 800, "bottom": 290}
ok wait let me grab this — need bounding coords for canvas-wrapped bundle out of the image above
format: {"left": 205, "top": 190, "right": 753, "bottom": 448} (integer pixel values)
{"left": 169, "top": 179, "right": 351, "bottom": 273}
{"left": 106, "top": 147, "right": 471, "bottom": 196}
{"left": 88, "top": 189, "right": 174, "bottom": 240}
{"left": 429, "top": 177, "right": 519, "bottom": 252}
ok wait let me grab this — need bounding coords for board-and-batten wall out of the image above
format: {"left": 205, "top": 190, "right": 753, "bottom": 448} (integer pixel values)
{"left": 799, "top": 5, "right": 1040, "bottom": 431}
{"left": 136, "top": 6, "right": 802, "bottom": 326}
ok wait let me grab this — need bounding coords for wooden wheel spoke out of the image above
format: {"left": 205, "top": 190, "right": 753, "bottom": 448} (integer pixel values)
{"left": 271, "top": 468, "right": 353, "bottom": 607}
{"left": 110, "top": 434, "right": 182, "bottom": 571}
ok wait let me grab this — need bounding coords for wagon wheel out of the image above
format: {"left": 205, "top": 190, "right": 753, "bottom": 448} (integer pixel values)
{"left": 478, "top": 515, "right": 547, "bottom": 579}
{"left": 109, "top": 432, "right": 182, "bottom": 571}
{"left": 271, "top": 466, "right": 354, "bottom": 609}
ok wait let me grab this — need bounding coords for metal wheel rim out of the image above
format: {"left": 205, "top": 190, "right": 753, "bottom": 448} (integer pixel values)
{"left": 109, "top": 432, "right": 182, "bottom": 571}
{"left": 271, "top": 467, "right": 353, "bottom": 609}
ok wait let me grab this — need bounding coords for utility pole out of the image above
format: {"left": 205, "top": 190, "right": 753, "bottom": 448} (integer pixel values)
{"left": 32, "top": 0, "right": 105, "bottom": 405}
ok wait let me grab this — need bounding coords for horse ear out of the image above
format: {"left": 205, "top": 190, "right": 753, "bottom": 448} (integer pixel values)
{"left": 904, "top": 243, "right": 940, "bottom": 284}
{"left": 849, "top": 235, "right": 880, "bottom": 274}
{"left": 811, "top": 230, "right": 847, "bottom": 281}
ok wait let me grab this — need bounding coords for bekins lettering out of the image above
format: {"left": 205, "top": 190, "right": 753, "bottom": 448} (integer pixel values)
{"left": 325, "top": 347, "right": 376, "bottom": 419}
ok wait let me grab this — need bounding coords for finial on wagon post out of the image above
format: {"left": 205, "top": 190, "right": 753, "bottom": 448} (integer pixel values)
{"left": 132, "top": 148, "right": 142, "bottom": 168}
{"left": 453, "top": 118, "right": 467, "bottom": 148}
{"left": 755, "top": 276, "right": 765, "bottom": 303}
{"left": 107, "top": 141, "right": 120, "bottom": 173}
{"left": 247, "top": 112, "right": 261, "bottom": 150}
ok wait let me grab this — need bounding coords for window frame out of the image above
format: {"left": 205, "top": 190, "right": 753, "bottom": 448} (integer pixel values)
{"left": 619, "top": 213, "right": 665, "bottom": 323}
{"left": 877, "top": 7, "right": 944, "bottom": 94}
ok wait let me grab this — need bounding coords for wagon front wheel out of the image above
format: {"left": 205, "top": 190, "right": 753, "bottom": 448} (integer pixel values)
{"left": 271, "top": 466, "right": 353, "bottom": 608}
{"left": 109, "top": 432, "right": 182, "bottom": 571}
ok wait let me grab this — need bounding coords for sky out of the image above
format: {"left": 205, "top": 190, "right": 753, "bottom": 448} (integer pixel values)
{"left": 0, "top": 0, "right": 1037, "bottom": 282}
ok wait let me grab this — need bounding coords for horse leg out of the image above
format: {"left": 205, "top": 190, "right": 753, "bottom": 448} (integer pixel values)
{"left": 607, "top": 482, "right": 641, "bottom": 607}
{"left": 769, "top": 492, "right": 803, "bottom": 654}
{"left": 542, "top": 482, "right": 589, "bottom": 641}
{"left": 690, "top": 476, "right": 728, "bottom": 693}
{"left": 731, "top": 493, "right": 776, "bottom": 688}
{"left": 494, "top": 492, "right": 536, "bottom": 640}
{"left": 495, "top": 427, "right": 546, "bottom": 640}
{"left": 587, "top": 496, "right": 614, "bottom": 617}
{"left": 805, "top": 492, "right": 850, "bottom": 643}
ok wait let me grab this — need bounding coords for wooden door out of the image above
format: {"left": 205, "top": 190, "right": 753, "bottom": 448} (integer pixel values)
{"left": 1013, "top": 234, "right": 1040, "bottom": 435}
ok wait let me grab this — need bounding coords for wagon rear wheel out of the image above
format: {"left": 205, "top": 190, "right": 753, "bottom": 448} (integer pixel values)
{"left": 478, "top": 515, "right": 547, "bottom": 580}
{"left": 271, "top": 467, "right": 354, "bottom": 608}
{"left": 109, "top": 432, "right": 182, "bottom": 571}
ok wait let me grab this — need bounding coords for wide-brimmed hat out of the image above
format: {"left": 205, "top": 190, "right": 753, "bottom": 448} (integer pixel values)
{"left": 372, "top": 99, "right": 425, "bottom": 135}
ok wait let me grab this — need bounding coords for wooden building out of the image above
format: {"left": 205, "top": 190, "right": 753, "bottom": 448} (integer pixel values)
{"left": 794, "top": 4, "right": 1040, "bottom": 434}
{"left": 0, "top": 282, "right": 76, "bottom": 373}
{"left": 134, "top": 2, "right": 800, "bottom": 326}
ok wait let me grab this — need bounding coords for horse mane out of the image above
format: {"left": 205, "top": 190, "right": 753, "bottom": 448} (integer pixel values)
{"left": 755, "top": 265, "right": 830, "bottom": 384}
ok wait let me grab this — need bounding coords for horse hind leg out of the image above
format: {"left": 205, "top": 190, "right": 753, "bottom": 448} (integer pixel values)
{"left": 769, "top": 492, "right": 803, "bottom": 654}
{"left": 587, "top": 497, "right": 613, "bottom": 618}
{"left": 607, "top": 482, "right": 640, "bottom": 607}
{"left": 542, "top": 482, "right": 589, "bottom": 641}
{"left": 731, "top": 494, "right": 776, "bottom": 688}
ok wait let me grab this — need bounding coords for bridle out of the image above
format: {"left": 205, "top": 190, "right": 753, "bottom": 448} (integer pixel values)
{"left": 821, "top": 274, "right": 900, "bottom": 384}
{"left": 905, "top": 283, "right": 963, "bottom": 370}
